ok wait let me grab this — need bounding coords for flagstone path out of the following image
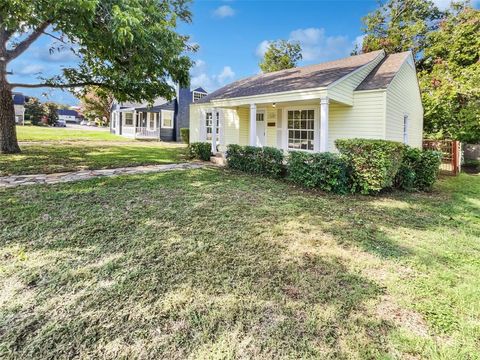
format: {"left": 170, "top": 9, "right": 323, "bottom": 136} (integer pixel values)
{"left": 0, "top": 163, "right": 206, "bottom": 188}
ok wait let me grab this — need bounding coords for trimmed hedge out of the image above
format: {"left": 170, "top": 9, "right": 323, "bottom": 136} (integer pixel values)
{"left": 226, "top": 144, "right": 284, "bottom": 178}
{"left": 287, "top": 151, "right": 349, "bottom": 194}
{"left": 336, "top": 139, "right": 404, "bottom": 194}
{"left": 188, "top": 142, "right": 211, "bottom": 161}
{"left": 180, "top": 128, "right": 189, "bottom": 144}
{"left": 395, "top": 147, "right": 442, "bottom": 191}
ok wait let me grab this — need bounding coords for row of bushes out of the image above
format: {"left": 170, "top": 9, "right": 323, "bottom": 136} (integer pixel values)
{"left": 221, "top": 139, "right": 442, "bottom": 195}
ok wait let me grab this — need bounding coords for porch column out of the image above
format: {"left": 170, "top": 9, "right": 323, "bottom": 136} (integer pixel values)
{"left": 320, "top": 97, "right": 329, "bottom": 152}
{"left": 211, "top": 108, "right": 217, "bottom": 153}
{"left": 249, "top": 103, "right": 256, "bottom": 146}
{"left": 219, "top": 111, "right": 225, "bottom": 152}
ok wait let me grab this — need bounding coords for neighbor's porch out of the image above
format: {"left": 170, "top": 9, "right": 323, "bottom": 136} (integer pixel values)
{"left": 111, "top": 108, "right": 174, "bottom": 140}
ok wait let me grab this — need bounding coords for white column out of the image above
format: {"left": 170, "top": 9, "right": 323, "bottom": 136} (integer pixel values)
{"left": 249, "top": 103, "right": 257, "bottom": 146}
{"left": 219, "top": 111, "right": 225, "bottom": 152}
{"left": 320, "top": 97, "right": 329, "bottom": 152}
{"left": 211, "top": 108, "right": 217, "bottom": 153}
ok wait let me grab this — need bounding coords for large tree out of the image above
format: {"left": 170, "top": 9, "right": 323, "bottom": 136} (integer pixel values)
{"left": 359, "top": 0, "right": 480, "bottom": 142}
{"left": 259, "top": 40, "right": 302, "bottom": 73}
{"left": 24, "top": 97, "right": 45, "bottom": 125}
{"left": 0, "top": 0, "right": 194, "bottom": 153}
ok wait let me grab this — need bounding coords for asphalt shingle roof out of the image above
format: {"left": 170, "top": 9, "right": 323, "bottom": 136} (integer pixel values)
{"left": 356, "top": 51, "right": 411, "bottom": 91}
{"left": 197, "top": 50, "right": 386, "bottom": 103}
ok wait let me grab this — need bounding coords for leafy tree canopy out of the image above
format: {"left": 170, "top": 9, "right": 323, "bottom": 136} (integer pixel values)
{"left": 359, "top": 0, "right": 480, "bottom": 142}
{"left": 259, "top": 40, "right": 302, "bottom": 73}
{"left": 77, "top": 86, "right": 114, "bottom": 125}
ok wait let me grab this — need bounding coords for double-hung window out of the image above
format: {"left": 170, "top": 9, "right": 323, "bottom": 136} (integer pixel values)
{"left": 161, "top": 111, "right": 173, "bottom": 129}
{"left": 287, "top": 110, "right": 314, "bottom": 150}
{"left": 124, "top": 113, "right": 133, "bottom": 126}
{"left": 403, "top": 114, "right": 409, "bottom": 144}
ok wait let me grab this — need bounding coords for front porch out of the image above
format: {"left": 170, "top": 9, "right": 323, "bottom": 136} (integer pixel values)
{"left": 111, "top": 107, "right": 174, "bottom": 140}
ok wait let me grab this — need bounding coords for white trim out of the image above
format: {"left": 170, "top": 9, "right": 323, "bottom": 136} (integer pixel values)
{"left": 403, "top": 113, "right": 409, "bottom": 145}
{"left": 249, "top": 104, "right": 257, "bottom": 146}
{"left": 283, "top": 106, "right": 319, "bottom": 152}
{"left": 320, "top": 97, "right": 329, "bottom": 152}
{"left": 161, "top": 109, "right": 174, "bottom": 129}
{"left": 353, "top": 88, "right": 387, "bottom": 94}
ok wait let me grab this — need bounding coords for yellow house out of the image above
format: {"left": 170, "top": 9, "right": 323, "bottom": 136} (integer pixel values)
{"left": 189, "top": 50, "right": 423, "bottom": 154}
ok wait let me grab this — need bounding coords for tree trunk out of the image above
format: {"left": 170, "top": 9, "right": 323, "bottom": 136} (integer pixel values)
{"left": 0, "top": 65, "right": 21, "bottom": 154}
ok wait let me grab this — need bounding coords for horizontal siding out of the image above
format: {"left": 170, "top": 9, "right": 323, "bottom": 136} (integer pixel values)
{"left": 329, "top": 92, "right": 385, "bottom": 151}
{"left": 238, "top": 107, "right": 249, "bottom": 146}
{"left": 189, "top": 105, "right": 202, "bottom": 143}
{"left": 328, "top": 53, "right": 384, "bottom": 105}
{"left": 385, "top": 60, "right": 423, "bottom": 148}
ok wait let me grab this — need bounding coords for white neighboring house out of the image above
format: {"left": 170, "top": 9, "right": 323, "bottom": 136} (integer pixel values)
{"left": 13, "top": 92, "right": 27, "bottom": 125}
{"left": 57, "top": 109, "right": 80, "bottom": 124}
{"left": 190, "top": 50, "right": 423, "bottom": 155}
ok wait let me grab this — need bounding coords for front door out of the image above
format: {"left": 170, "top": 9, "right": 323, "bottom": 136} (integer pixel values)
{"left": 256, "top": 111, "right": 265, "bottom": 147}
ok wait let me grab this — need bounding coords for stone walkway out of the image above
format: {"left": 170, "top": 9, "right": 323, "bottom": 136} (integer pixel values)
{"left": 0, "top": 163, "right": 206, "bottom": 188}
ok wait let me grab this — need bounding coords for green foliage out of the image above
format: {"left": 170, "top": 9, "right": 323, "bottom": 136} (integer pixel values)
{"left": 44, "top": 102, "right": 59, "bottom": 126}
{"left": 420, "top": 7, "right": 480, "bottom": 142}
{"left": 226, "top": 144, "right": 284, "bottom": 178}
{"left": 2, "top": 0, "right": 194, "bottom": 102}
{"left": 359, "top": 1, "right": 480, "bottom": 142}
{"left": 24, "top": 97, "right": 45, "bottom": 126}
{"left": 188, "top": 142, "right": 211, "bottom": 161}
{"left": 336, "top": 139, "right": 404, "bottom": 194}
{"left": 360, "top": 0, "right": 443, "bottom": 61}
{"left": 259, "top": 40, "right": 303, "bottom": 73}
{"left": 180, "top": 128, "right": 190, "bottom": 144}
{"left": 286, "top": 151, "right": 350, "bottom": 194}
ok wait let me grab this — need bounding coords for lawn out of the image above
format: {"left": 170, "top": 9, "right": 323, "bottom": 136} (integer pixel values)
{"left": 0, "top": 126, "right": 187, "bottom": 175}
{"left": 0, "top": 169, "right": 478, "bottom": 359}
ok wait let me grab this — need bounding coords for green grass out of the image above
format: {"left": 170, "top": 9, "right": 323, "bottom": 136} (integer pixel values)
{"left": 0, "top": 169, "right": 479, "bottom": 359}
{"left": 16, "top": 125, "right": 127, "bottom": 142}
{"left": 0, "top": 126, "right": 187, "bottom": 175}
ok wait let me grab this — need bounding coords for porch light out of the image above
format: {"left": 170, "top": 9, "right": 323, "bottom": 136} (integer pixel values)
{"left": 272, "top": 103, "right": 276, "bottom": 108}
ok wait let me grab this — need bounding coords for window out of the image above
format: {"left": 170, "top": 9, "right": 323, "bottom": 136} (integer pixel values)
{"left": 287, "top": 110, "right": 314, "bottom": 150}
{"left": 124, "top": 113, "right": 133, "bottom": 126}
{"left": 206, "top": 111, "right": 219, "bottom": 141}
{"left": 161, "top": 111, "right": 173, "bottom": 128}
{"left": 403, "top": 115, "right": 409, "bottom": 144}
{"left": 256, "top": 113, "right": 264, "bottom": 122}
{"left": 193, "top": 91, "right": 206, "bottom": 102}
{"left": 149, "top": 113, "right": 156, "bottom": 130}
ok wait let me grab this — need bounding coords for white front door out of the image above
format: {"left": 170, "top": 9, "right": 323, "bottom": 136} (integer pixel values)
{"left": 256, "top": 111, "right": 265, "bottom": 147}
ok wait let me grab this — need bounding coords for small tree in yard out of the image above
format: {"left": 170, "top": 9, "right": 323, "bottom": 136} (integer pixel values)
{"left": 77, "top": 86, "right": 114, "bottom": 126}
{"left": 0, "top": 0, "right": 194, "bottom": 153}
{"left": 259, "top": 40, "right": 302, "bottom": 73}
{"left": 44, "top": 102, "right": 58, "bottom": 126}
{"left": 24, "top": 97, "right": 45, "bottom": 125}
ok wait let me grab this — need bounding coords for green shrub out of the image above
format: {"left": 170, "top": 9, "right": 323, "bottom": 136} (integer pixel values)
{"left": 180, "top": 128, "right": 189, "bottom": 144}
{"left": 226, "top": 144, "right": 284, "bottom": 178}
{"left": 336, "top": 139, "right": 404, "bottom": 194}
{"left": 394, "top": 147, "right": 442, "bottom": 191}
{"left": 287, "top": 151, "right": 350, "bottom": 194}
{"left": 188, "top": 142, "right": 211, "bottom": 161}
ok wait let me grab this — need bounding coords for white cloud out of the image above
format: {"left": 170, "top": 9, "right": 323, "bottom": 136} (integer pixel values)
{"left": 353, "top": 35, "right": 366, "bottom": 52}
{"left": 16, "top": 64, "right": 44, "bottom": 75}
{"left": 256, "top": 40, "right": 271, "bottom": 58}
{"left": 213, "top": 5, "right": 235, "bottom": 18}
{"left": 256, "top": 27, "right": 357, "bottom": 65}
{"left": 432, "top": 0, "right": 452, "bottom": 10}
{"left": 190, "top": 60, "right": 235, "bottom": 91}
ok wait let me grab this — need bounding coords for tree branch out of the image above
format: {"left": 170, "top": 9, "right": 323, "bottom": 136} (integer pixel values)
{"left": 10, "top": 81, "right": 107, "bottom": 89}
{"left": 6, "top": 21, "right": 51, "bottom": 62}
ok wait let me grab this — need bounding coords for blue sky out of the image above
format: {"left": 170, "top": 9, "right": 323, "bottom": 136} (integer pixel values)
{"left": 8, "top": 0, "right": 468, "bottom": 105}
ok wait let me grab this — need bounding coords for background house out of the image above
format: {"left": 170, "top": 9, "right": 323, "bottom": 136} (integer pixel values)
{"left": 57, "top": 109, "right": 81, "bottom": 124}
{"left": 110, "top": 87, "right": 207, "bottom": 141}
{"left": 190, "top": 50, "right": 423, "bottom": 154}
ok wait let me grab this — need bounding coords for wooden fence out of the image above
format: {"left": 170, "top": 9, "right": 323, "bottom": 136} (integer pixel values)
{"left": 423, "top": 140, "right": 461, "bottom": 176}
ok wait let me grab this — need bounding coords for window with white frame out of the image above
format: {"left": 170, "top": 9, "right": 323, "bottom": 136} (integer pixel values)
{"left": 205, "top": 111, "right": 219, "bottom": 141}
{"left": 161, "top": 111, "right": 173, "bottom": 128}
{"left": 256, "top": 112, "right": 264, "bottom": 122}
{"left": 403, "top": 114, "right": 409, "bottom": 144}
{"left": 124, "top": 113, "right": 133, "bottom": 126}
{"left": 148, "top": 113, "right": 156, "bottom": 130}
{"left": 287, "top": 110, "right": 314, "bottom": 150}
{"left": 193, "top": 91, "right": 206, "bottom": 102}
